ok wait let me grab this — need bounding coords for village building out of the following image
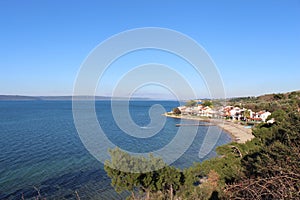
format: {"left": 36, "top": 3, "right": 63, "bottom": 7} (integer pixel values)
{"left": 173, "top": 104, "right": 272, "bottom": 123}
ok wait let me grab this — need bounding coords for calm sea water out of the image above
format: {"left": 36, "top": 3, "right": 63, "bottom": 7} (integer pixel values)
{"left": 0, "top": 101, "right": 231, "bottom": 199}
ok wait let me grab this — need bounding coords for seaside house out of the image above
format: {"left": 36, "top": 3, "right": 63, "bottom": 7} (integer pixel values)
{"left": 199, "top": 106, "right": 213, "bottom": 117}
{"left": 172, "top": 105, "right": 272, "bottom": 123}
{"left": 178, "top": 106, "right": 187, "bottom": 115}
{"left": 229, "top": 107, "right": 246, "bottom": 120}
{"left": 249, "top": 110, "right": 271, "bottom": 122}
{"left": 221, "top": 106, "right": 234, "bottom": 118}
{"left": 260, "top": 111, "right": 272, "bottom": 122}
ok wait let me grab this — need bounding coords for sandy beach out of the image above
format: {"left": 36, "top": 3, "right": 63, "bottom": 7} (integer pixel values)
{"left": 163, "top": 113, "right": 254, "bottom": 143}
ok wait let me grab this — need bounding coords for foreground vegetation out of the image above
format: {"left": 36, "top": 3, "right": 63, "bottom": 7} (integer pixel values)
{"left": 104, "top": 91, "right": 300, "bottom": 199}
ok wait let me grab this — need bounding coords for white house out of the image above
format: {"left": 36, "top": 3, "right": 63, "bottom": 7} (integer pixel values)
{"left": 229, "top": 107, "right": 245, "bottom": 120}
{"left": 199, "top": 106, "right": 213, "bottom": 117}
{"left": 260, "top": 111, "right": 272, "bottom": 122}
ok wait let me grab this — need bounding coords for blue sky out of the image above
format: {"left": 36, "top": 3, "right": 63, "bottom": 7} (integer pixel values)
{"left": 0, "top": 0, "right": 299, "bottom": 98}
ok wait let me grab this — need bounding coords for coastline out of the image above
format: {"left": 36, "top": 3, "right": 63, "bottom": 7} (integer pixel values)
{"left": 163, "top": 113, "right": 254, "bottom": 143}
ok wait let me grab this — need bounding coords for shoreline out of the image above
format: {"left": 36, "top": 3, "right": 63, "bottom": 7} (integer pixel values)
{"left": 163, "top": 113, "right": 254, "bottom": 143}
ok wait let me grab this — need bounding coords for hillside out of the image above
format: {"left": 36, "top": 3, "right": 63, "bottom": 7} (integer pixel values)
{"left": 227, "top": 90, "right": 300, "bottom": 112}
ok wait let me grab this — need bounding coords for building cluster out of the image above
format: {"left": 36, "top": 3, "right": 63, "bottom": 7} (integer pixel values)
{"left": 175, "top": 104, "right": 272, "bottom": 123}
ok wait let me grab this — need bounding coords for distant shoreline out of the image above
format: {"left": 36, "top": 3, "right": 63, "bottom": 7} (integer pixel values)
{"left": 163, "top": 113, "right": 254, "bottom": 143}
{"left": 0, "top": 95, "right": 173, "bottom": 101}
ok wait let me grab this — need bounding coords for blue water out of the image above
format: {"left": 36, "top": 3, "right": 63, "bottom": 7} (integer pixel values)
{"left": 0, "top": 101, "right": 231, "bottom": 199}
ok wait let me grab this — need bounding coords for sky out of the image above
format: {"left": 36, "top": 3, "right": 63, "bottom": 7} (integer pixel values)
{"left": 0, "top": 0, "right": 299, "bottom": 99}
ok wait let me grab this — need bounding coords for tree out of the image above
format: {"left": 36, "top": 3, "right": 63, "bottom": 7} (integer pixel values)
{"left": 172, "top": 107, "right": 181, "bottom": 115}
{"left": 273, "top": 93, "right": 285, "bottom": 100}
{"left": 104, "top": 148, "right": 141, "bottom": 199}
{"left": 185, "top": 100, "right": 197, "bottom": 107}
{"left": 202, "top": 100, "right": 213, "bottom": 108}
{"left": 105, "top": 148, "right": 185, "bottom": 200}
{"left": 156, "top": 166, "right": 182, "bottom": 200}
{"left": 243, "top": 109, "right": 251, "bottom": 121}
{"left": 288, "top": 91, "right": 299, "bottom": 99}
{"left": 268, "top": 109, "right": 287, "bottom": 123}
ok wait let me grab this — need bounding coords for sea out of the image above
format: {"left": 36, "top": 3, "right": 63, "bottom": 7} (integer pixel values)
{"left": 0, "top": 100, "right": 231, "bottom": 199}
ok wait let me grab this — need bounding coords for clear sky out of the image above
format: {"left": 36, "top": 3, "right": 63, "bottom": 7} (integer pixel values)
{"left": 0, "top": 0, "right": 299, "bottom": 98}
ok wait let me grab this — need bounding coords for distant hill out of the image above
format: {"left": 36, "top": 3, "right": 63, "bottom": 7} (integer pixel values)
{"left": 1, "top": 91, "right": 299, "bottom": 102}
{"left": 0, "top": 95, "right": 41, "bottom": 101}
{"left": 0, "top": 95, "right": 151, "bottom": 101}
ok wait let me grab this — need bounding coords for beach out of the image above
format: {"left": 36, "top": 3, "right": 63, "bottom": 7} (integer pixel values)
{"left": 163, "top": 113, "right": 254, "bottom": 143}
